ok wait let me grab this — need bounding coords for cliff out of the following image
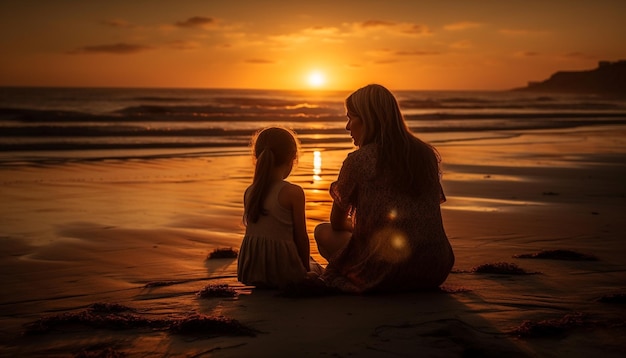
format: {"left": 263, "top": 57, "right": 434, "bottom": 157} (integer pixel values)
{"left": 514, "top": 60, "right": 626, "bottom": 95}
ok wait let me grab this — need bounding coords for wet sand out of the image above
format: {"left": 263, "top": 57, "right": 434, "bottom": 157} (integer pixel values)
{"left": 1, "top": 125, "right": 625, "bottom": 357}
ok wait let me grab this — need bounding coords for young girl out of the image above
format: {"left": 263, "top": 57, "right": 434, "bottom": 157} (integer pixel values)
{"left": 237, "top": 127, "right": 322, "bottom": 288}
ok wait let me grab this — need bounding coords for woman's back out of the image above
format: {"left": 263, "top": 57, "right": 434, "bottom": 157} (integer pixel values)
{"left": 326, "top": 144, "right": 454, "bottom": 292}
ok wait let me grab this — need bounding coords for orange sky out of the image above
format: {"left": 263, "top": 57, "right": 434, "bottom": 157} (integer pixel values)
{"left": 1, "top": 0, "right": 624, "bottom": 90}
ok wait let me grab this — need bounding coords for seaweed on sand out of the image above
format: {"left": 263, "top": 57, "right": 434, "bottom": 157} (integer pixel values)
{"left": 596, "top": 292, "right": 626, "bottom": 304}
{"left": 439, "top": 285, "right": 472, "bottom": 294}
{"left": 196, "top": 284, "right": 238, "bottom": 298}
{"left": 471, "top": 262, "right": 538, "bottom": 275}
{"left": 169, "top": 314, "right": 256, "bottom": 336}
{"left": 207, "top": 247, "right": 238, "bottom": 259}
{"left": 74, "top": 346, "right": 124, "bottom": 358}
{"left": 513, "top": 249, "right": 598, "bottom": 261}
{"left": 511, "top": 312, "right": 587, "bottom": 338}
{"left": 87, "top": 302, "right": 135, "bottom": 313}
{"left": 23, "top": 302, "right": 256, "bottom": 337}
{"left": 143, "top": 280, "right": 180, "bottom": 288}
{"left": 23, "top": 306, "right": 158, "bottom": 335}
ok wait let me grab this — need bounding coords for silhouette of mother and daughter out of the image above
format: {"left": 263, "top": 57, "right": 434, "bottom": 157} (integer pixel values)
{"left": 237, "top": 84, "right": 455, "bottom": 294}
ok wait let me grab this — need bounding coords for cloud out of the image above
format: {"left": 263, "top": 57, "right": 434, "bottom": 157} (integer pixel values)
{"left": 237, "top": 19, "right": 430, "bottom": 50}
{"left": 499, "top": 28, "right": 547, "bottom": 36}
{"left": 68, "top": 43, "right": 152, "bottom": 55}
{"left": 167, "top": 40, "right": 200, "bottom": 50}
{"left": 360, "top": 48, "right": 439, "bottom": 65}
{"left": 245, "top": 58, "right": 275, "bottom": 64}
{"left": 512, "top": 51, "right": 595, "bottom": 60}
{"left": 365, "top": 48, "right": 394, "bottom": 57}
{"left": 302, "top": 26, "right": 341, "bottom": 36}
{"left": 347, "top": 20, "right": 431, "bottom": 36}
{"left": 395, "top": 50, "right": 440, "bottom": 56}
{"left": 302, "top": 26, "right": 344, "bottom": 43}
{"left": 100, "top": 19, "right": 136, "bottom": 29}
{"left": 269, "top": 33, "right": 310, "bottom": 46}
{"left": 374, "top": 59, "right": 399, "bottom": 64}
{"left": 449, "top": 40, "right": 473, "bottom": 49}
{"left": 561, "top": 52, "right": 596, "bottom": 60}
{"left": 360, "top": 20, "right": 396, "bottom": 28}
{"left": 443, "top": 22, "right": 483, "bottom": 31}
{"left": 175, "top": 16, "right": 215, "bottom": 29}
{"left": 400, "top": 24, "right": 431, "bottom": 35}
{"left": 514, "top": 51, "right": 541, "bottom": 57}
{"left": 267, "top": 25, "right": 343, "bottom": 46}
{"left": 228, "top": 19, "right": 430, "bottom": 51}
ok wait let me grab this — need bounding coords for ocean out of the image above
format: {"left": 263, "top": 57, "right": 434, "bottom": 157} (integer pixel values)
{"left": 1, "top": 87, "right": 625, "bottom": 163}
{"left": 2, "top": 87, "right": 626, "bottom": 358}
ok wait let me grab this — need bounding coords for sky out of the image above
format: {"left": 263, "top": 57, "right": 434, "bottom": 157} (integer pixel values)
{"left": 1, "top": 0, "right": 625, "bottom": 91}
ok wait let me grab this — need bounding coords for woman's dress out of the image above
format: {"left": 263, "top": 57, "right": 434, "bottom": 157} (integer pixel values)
{"left": 322, "top": 144, "right": 455, "bottom": 293}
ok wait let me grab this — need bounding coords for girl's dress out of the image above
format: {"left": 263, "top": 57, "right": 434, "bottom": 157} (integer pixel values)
{"left": 322, "top": 143, "right": 455, "bottom": 293}
{"left": 238, "top": 180, "right": 321, "bottom": 288}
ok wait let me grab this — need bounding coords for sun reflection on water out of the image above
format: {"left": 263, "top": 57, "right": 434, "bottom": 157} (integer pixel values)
{"left": 313, "top": 150, "right": 322, "bottom": 181}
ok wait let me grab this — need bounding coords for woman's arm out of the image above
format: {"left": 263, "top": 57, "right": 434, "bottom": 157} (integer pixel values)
{"left": 283, "top": 184, "right": 311, "bottom": 271}
{"left": 330, "top": 201, "right": 353, "bottom": 232}
{"left": 314, "top": 202, "right": 352, "bottom": 260}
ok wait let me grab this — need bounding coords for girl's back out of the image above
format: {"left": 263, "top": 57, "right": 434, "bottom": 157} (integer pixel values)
{"left": 237, "top": 181, "right": 307, "bottom": 288}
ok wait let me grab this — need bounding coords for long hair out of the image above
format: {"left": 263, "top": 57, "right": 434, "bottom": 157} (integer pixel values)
{"left": 346, "top": 84, "right": 441, "bottom": 196}
{"left": 244, "top": 127, "right": 299, "bottom": 224}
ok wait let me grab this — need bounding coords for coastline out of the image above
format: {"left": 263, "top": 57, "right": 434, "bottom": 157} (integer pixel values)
{"left": 1, "top": 124, "right": 625, "bottom": 356}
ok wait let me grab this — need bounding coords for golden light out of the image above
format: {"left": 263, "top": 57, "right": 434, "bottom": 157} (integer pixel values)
{"left": 371, "top": 228, "right": 411, "bottom": 263}
{"left": 307, "top": 71, "right": 326, "bottom": 88}
{"left": 391, "top": 234, "right": 407, "bottom": 250}
{"left": 313, "top": 150, "right": 322, "bottom": 181}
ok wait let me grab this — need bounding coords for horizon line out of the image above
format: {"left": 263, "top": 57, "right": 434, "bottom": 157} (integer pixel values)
{"left": 0, "top": 84, "right": 517, "bottom": 92}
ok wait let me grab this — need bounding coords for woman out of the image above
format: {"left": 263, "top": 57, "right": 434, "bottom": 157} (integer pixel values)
{"left": 314, "top": 84, "right": 454, "bottom": 293}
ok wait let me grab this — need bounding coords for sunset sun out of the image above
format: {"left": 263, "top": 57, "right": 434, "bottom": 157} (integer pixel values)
{"left": 307, "top": 71, "right": 326, "bottom": 88}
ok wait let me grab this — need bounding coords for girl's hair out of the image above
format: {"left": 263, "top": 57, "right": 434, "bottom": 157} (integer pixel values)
{"left": 346, "top": 84, "right": 441, "bottom": 196}
{"left": 244, "top": 127, "right": 300, "bottom": 224}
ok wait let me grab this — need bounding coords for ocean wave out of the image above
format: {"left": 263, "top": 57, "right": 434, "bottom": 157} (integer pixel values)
{"left": 399, "top": 98, "right": 626, "bottom": 110}
{"left": 211, "top": 96, "right": 340, "bottom": 109}
{"left": 2, "top": 117, "right": 625, "bottom": 153}
{"left": 129, "top": 96, "right": 189, "bottom": 102}
{"left": 114, "top": 104, "right": 337, "bottom": 118}
{"left": 3, "top": 105, "right": 626, "bottom": 125}
{"left": 2, "top": 88, "right": 626, "bottom": 160}
{"left": 0, "top": 106, "right": 345, "bottom": 123}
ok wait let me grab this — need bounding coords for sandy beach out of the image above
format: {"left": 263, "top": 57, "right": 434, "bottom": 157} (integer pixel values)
{"left": 1, "top": 124, "right": 626, "bottom": 357}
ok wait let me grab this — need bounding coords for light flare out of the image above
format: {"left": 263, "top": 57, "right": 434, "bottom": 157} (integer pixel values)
{"left": 391, "top": 234, "right": 406, "bottom": 250}
{"left": 371, "top": 227, "right": 411, "bottom": 263}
